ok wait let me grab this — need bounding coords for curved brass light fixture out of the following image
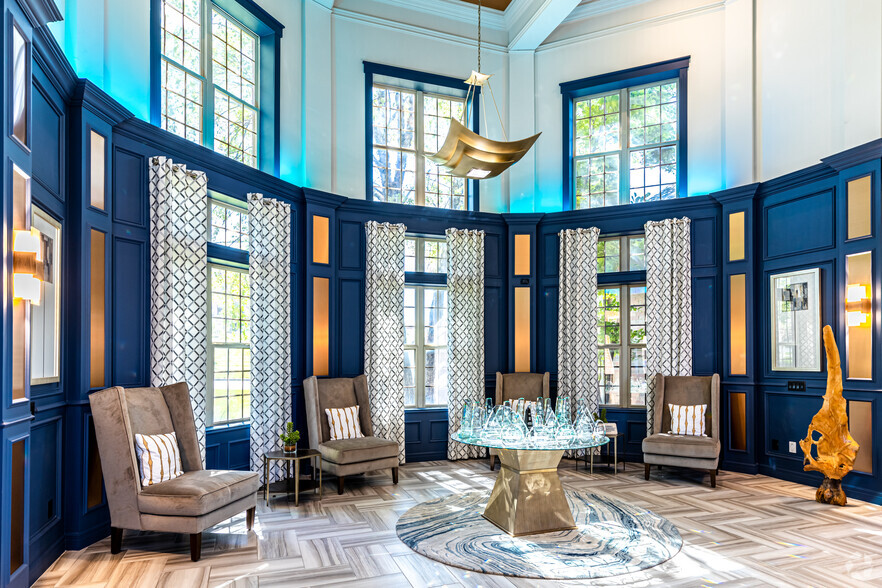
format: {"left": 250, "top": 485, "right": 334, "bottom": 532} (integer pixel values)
{"left": 429, "top": 1, "right": 540, "bottom": 180}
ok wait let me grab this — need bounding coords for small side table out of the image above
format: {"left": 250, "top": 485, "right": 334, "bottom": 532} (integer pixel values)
{"left": 263, "top": 449, "right": 322, "bottom": 506}
{"left": 586, "top": 433, "right": 622, "bottom": 475}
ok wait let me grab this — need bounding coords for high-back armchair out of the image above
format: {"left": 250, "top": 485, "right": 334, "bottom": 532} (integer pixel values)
{"left": 89, "top": 383, "right": 259, "bottom": 561}
{"left": 489, "top": 372, "right": 550, "bottom": 470}
{"left": 304, "top": 375, "right": 399, "bottom": 494}
{"left": 642, "top": 374, "right": 721, "bottom": 487}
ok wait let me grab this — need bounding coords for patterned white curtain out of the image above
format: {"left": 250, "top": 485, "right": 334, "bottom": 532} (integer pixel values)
{"left": 248, "top": 193, "right": 292, "bottom": 482}
{"left": 644, "top": 217, "right": 693, "bottom": 435}
{"left": 558, "top": 227, "right": 600, "bottom": 458}
{"left": 446, "top": 228, "right": 485, "bottom": 460}
{"left": 364, "top": 221, "right": 407, "bottom": 464}
{"left": 148, "top": 156, "right": 208, "bottom": 460}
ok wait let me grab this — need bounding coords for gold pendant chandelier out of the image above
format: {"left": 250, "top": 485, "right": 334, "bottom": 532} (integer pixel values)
{"left": 428, "top": 0, "right": 540, "bottom": 180}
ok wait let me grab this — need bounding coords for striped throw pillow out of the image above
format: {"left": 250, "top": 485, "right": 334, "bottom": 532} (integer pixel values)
{"left": 668, "top": 404, "right": 708, "bottom": 436}
{"left": 326, "top": 406, "right": 364, "bottom": 440}
{"left": 134, "top": 432, "right": 184, "bottom": 486}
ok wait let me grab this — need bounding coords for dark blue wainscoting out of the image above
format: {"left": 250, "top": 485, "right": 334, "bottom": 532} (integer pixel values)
{"left": 205, "top": 424, "right": 252, "bottom": 471}
{"left": 405, "top": 409, "right": 449, "bottom": 462}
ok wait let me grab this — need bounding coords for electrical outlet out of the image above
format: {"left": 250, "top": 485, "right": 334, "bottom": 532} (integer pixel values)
{"left": 789, "top": 441, "right": 797, "bottom": 453}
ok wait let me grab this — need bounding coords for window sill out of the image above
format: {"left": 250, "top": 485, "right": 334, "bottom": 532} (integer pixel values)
{"left": 206, "top": 421, "right": 251, "bottom": 432}
{"left": 405, "top": 407, "right": 449, "bottom": 413}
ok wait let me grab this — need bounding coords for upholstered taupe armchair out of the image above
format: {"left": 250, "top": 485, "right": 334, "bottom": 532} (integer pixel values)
{"left": 89, "top": 383, "right": 259, "bottom": 561}
{"left": 642, "top": 374, "right": 721, "bottom": 487}
{"left": 489, "top": 372, "right": 550, "bottom": 470}
{"left": 303, "top": 375, "right": 399, "bottom": 494}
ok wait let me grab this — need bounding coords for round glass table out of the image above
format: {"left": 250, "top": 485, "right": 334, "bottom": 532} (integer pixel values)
{"left": 452, "top": 431, "right": 609, "bottom": 536}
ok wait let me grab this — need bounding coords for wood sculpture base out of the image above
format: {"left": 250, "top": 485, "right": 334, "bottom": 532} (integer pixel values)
{"left": 816, "top": 476, "right": 847, "bottom": 506}
{"left": 482, "top": 448, "right": 577, "bottom": 536}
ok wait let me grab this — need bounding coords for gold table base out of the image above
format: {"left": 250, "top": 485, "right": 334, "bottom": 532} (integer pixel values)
{"left": 482, "top": 448, "right": 576, "bottom": 536}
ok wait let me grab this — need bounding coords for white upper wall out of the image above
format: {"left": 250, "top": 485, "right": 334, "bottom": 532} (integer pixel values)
{"left": 48, "top": 0, "right": 882, "bottom": 212}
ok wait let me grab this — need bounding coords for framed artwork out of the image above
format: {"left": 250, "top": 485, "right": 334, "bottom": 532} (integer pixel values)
{"left": 770, "top": 268, "right": 821, "bottom": 372}
{"left": 31, "top": 205, "right": 61, "bottom": 385}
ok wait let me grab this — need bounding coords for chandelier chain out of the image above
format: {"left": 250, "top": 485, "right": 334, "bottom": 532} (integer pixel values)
{"left": 477, "top": 0, "right": 482, "bottom": 73}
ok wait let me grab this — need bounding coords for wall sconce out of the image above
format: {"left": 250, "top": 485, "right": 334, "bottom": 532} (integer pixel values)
{"left": 13, "top": 228, "right": 42, "bottom": 304}
{"left": 846, "top": 283, "right": 870, "bottom": 327}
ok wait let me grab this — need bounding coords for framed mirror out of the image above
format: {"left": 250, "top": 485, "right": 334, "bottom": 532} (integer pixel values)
{"left": 770, "top": 268, "right": 821, "bottom": 372}
{"left": 31, "top": 206, "right": 61, "bottom": 384}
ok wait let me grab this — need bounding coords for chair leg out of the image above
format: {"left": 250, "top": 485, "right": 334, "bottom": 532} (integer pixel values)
{"left": 489, "top": 455, "right": 496, "bottom": 471}
{"left": 246, "top": 506, "right": 255, "bottom": 531}
{"left": 190, "top": 533, "right": 202, "bottom": 562}
{"left": 644, "top": 463, "right": 650, "bottom": 481}
{"left": 110, "top": 527, "right": 123, "bottom": 554}
{"left": 709, "top": 470, "right": 717, "bottom": 488}
{"left": 392, "top": 467, "right": 399, "bottom": 484}
{"left": 337, "top": 476, "right": 345, "bottom": 495}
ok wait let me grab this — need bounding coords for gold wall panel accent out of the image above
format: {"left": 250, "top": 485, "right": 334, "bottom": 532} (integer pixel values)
{"left": 848, "top": 400, "right": 872, "bottom": 474}
{"left": 513, "top": 234, "right": 530, "bottom": 276}
{"left": 12, "top": 167, "right": 29, "bottom": 402}
{"left": 90, "top": 131, "right": 106, "bottom": 210}
{"left": 847, "top": 175, "right": 872, "bottom": 239}
{"left": 729, "top": 274, "right": 747, "bottom": 375}
{"left": 313, "top": 277, "right": 330, "bottom": 376}
{"left": 312, "top": 215, "right": 329, "bottom": 264}
{"left": 11, "top": 439, "right": 25, "bottom": 573}
{"left": 730, "top": 392, "right": 747, "bottom": 451}
{"left": 90, "top": 230, "right": 106, "bottom": 388}
{"left": 87, "top": 419, "right": 104, "bottom": 508}
{"left": 846, "top": 252, "right": 872, "bottom": 380}
{"left": 728, "top": 211, "right": 745, "bottom": 261}
{"left": 514, "top": 287, "right": 530, "bottom": 372}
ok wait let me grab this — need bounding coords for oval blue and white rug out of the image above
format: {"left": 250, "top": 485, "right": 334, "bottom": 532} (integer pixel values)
{"left": 396, "top": 490, "right": 682, "bottom": 580}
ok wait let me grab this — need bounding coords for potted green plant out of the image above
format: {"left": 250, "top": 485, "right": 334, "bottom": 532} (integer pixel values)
{"left": 280, "top": 422, "right": 300, "bottom": 454}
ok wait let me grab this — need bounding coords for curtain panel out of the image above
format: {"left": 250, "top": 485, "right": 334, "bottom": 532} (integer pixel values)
{"left": 446, "top": 228, "right": 485, "bottom": 460}
{"left": 558, "top": 227, "right": 601, "bottom": 457}
{"left": 248, "top": 193, "right": 292, "bottom": 482}
{"left": 364, "top": 221, "right": 407, "bottom": 464}
{"left": 148, "top": 156, "right": 209, "bottom": 460}
{"left": 644, "top": 217, "right": 693, "bottom": 435}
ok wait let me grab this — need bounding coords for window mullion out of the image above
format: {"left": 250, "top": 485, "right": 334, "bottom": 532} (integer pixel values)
{"left": 621, "top": 286, "right": 630, "bottom": 408}
{"left": 417, "top": 287, "right": 425, "bottom": 407}
{"left": 620, "top": 88, "right": 629, "bottom": 206}
{"left": 415, "top": 91, "right": 425, "bottom": 207}
{"left": 203, "top": 0, "right": 215, "bottom": 152}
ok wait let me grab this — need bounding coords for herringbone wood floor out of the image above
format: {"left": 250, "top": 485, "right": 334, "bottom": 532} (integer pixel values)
{"left": 34, "top": 460, "right": 882, "bottom": 587}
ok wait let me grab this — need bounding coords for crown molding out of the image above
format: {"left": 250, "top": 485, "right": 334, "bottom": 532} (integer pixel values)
{"left": 333, "top": 7, "right": 507, "bottom": 54}
{"left": 359, "top": 0, "right": 506, "bottom": 31}
{"left": 563, "top": 0, "right": 654, "bottom": 24}
{"left": 537, "top": 0, "right": 724, "bottom": 52}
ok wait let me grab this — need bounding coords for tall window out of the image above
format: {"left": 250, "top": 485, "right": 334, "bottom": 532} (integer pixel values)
{"left": 598, "top": 285, "right": 647, "bottom": 407}
{"left": 207, "top": 198, "right": 250, "bottom": 425}
{"left": 371, "top": 86, "right": 468, "bottom": 210}
{"left": 562, "top": 58, "right": 688, "bottom": 210}
{"left": 596, "top": 233, "right": 647, "bottom": 407}
{"left": 404, "top": 237, "right": 449, "bottom": 407}
{"left": 160, "top": 0, "right": 259, "bottom": 167}
{"left": 574, "top": 80, "right": 679, "bottom": 209}
{"left": 209, "top": 265, "right": 251, "bottom": 423}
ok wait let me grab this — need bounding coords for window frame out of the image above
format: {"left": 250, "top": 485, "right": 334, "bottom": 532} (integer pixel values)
{"left": 561, "top": 57, "right": 689, "bottom": 211}
{"left": 598, "top": 284, "right": 647, "bottom": 409}
{"left": 151, "top": 0, "right": 283, "bottom": 175}
{"left": 404, "top": 236, "right": 449, "bottom": 409}
{"left": 364, "top": 61, "right": 481, "bottom": 211}
{"left": 207, "top": 262, "right": 252, "bottom": 425}
{"left": 206, "top": 195, "right": 251, "bottom": 426}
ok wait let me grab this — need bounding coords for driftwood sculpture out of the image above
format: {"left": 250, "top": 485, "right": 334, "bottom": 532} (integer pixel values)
{"left": 799, "top": 325, "right": 860, "bottom": 506}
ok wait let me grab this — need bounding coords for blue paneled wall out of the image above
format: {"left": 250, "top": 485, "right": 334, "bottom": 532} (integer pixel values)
{"left": 2, "top": 1, "right": 881, "bottom": 586}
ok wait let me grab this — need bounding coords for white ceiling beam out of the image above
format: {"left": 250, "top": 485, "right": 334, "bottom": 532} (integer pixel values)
{"left": 507, "top": 0, "right": 581, "bottom": 51}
